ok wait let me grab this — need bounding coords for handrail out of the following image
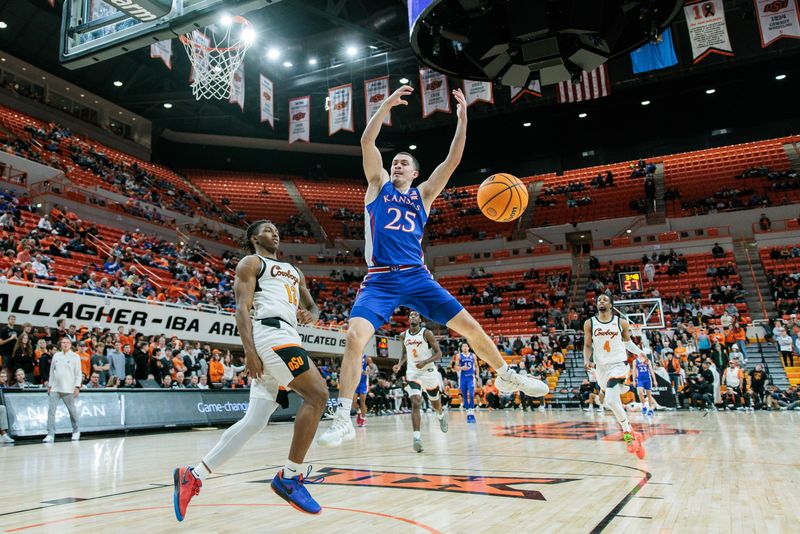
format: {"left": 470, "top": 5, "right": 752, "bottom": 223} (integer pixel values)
{"left": 569, "top": 250, "right": 584, "bottom": 306}
{"left": 613, "top": 215, "right": 645, "bottom": 239}
{"left": 741, "top": 243, "right": 770, "bottom": 321}
{"left": 752, "top": 218, "right": 800, "bottom": 234}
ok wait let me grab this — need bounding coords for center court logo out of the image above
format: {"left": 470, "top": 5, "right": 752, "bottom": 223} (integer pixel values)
{"left": 253, "top": 467, "right": 576, "bottom": 500}
{"left": 495, "top": 421, "right": 699, "bottom": 440}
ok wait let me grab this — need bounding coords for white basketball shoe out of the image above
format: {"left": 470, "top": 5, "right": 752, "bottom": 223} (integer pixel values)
{"left": 317, "top": 413, "right": 356, "bottom": 447}
{"left": 495, "top": 369, "right": 549, "bottom": 397}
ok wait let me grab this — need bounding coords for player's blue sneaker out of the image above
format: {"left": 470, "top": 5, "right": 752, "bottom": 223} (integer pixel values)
{"left": 641, "top": 406, "right": 647, "bottom": 415}
{"left": 466, "top": 414, "right": 476, "bottom": 424}
{"left": 271, "top": 467, "right": 324, "bottom": 514}
{"left": 646, "top": 409, "right": 654, "bottom": 418}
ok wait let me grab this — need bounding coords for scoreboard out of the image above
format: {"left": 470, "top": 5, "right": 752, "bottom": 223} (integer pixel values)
{"left": 619, "top": 271, "right": 643, "bottom": 294}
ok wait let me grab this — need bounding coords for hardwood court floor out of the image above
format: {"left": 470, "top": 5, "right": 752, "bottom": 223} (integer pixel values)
{"left": 1, "top": 409, "right": 799, "bottom": 533}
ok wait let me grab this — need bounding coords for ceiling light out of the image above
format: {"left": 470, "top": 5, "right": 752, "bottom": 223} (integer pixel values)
{"left": 0, "top": 22, "right": 8, "bottom": 29}
{"left": 283, "top": 61, "right": 293, "bottom": 68}
{"left": 775, "top": 74, "right": 786, "bottom": 80}
{"left": 0, "top": 58, "right": 5, "bottom": 62}
{"left": 21, "top": 67, "right": 26, "bottom": 71}
{"left": 41, "top": 76, "right": 46, "bottom": 80}
{"left": 409, "top": 144, "right": 417, "bottom": 150}
{"left": 163, "top": 103, "right": 173, "bottom": 109}
{"left": 80, "top": 94, "right": 84, "bottom": 97}
{"left": 641, "top": 100, "right": 650, "bottom": 106}
{"left": 538, "top": 239, "right": 543, "bottom": 243}
{"left": 241, "top": 27, "right": 256, "bottom": 44}
{"left": 65, "top": 87, "right": 70, "bottom": 91}
{"left": 118, "top": 111, "right": 122, "bottom": 115}
{"left": 578, "top": 112, "right": 587, "bottom": 118}
{"left": 308, "top": 57, "right": 317, "bottom": 66}
{"left": 399, "top": 77, "right": 409, "bottom": 84}
{"left": 523, "top": 122, "right": 531, "bottom": 127}
{"left": 113, "top": 80, "right": 123, "bottom": 87}
{"left": 220, "top": 14, "right": 232, "bottom": 26}
{"left": 346, "top": 45, "right": 358, "bottom": 57}
{"left": 580, "top": 235, "right": 585, "bottom": 238}
{"left": 267, "top": 48, "right": 280, "bottom": 60}
{"left": 626, "top": 229, "right": 632, "bottom": 234}
{"left": 705, "top": 88, "right": 715, "bottom": 94}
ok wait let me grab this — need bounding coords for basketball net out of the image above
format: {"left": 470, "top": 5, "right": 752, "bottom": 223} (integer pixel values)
{"left": 180, "top": 16, "right": 254, "bottom": 100}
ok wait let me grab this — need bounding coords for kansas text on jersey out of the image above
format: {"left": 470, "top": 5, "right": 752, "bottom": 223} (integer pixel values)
{"left": 364, "top": 181, "right": 428, "bottom": 267}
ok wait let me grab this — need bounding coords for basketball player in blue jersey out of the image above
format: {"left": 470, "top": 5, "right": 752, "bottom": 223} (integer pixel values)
{"left": 453, "top": 343, "right": 477, "bottom": 423}
{"left": 319, "top": 85, "right": 549, "bottom": 447}
{"left": 355, "top": 355, "right": 371, "bottom": 427}
{"left": 632, "top": 352, "right": 657, "bottom": 417}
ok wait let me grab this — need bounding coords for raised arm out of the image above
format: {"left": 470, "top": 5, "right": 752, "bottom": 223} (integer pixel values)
{"left": 234, "top": 255, "right": 263, "bottom": 379}
{"left": 362, "top": 85, "right": 414, "bottom": 202}
{"left": 296, "top": 268, "right": 320, "bottom": 325}
{"left": 418, "top": 88, "right": 468, "bottom": 212}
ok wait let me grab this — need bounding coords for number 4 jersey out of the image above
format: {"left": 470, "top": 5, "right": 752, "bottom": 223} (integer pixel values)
{"left": 590, "top": 315, "right": 627, "bottom": 365}
{"left": 364, "top": 180, "right": 428, "bottom": 267}
{"left": 250, "top": 255, "right": 301, "bottom": 329}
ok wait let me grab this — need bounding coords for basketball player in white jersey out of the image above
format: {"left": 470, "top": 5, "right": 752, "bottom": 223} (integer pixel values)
{"left": 392, "top": 311, "right": 448, "bottom": 452}
{"left": 583, "top": 294, "right": 647, "bottom": 459}
{"left": 173, "top": 220, "right": 329, "bottom": 519}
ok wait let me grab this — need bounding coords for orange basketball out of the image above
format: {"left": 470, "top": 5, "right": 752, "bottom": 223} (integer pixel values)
{"left": 477, "top": 173, "right": 528, "bottom": 222}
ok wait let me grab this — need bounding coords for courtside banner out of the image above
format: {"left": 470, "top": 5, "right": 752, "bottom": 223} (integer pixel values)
{"left": 229, "top": 62, "right": 245, "bottom": 110}
{"left": 510, "top": 80, "right": 542, "bottom": 103}
{"left": 150, "top": 39, "right": 172, "bottom": 69}
{"left": 463, "top": 80, "right": 493, "bottom": 107}
{"left": 328, "top": 83, "right": 354, "bottom": 135}
{"left": 288, "top": 96, "right": 310, "bottom": 144}
{"left": 365, "top": 76, "right": 391, "bottom": 126}
{"left": 1, "top": 390, "right": 301, "bottom": 437}
{"left": 420, "top": 68, "right": 451, "bottom": 117}
{"left": 259, "top": 74, "right": 274, "bottom": 128}
{"left": 683, "top": 0, "right": 734, "bottom": 63}
{"left": 754, "top": 0, "right": 800, "bottom": 47}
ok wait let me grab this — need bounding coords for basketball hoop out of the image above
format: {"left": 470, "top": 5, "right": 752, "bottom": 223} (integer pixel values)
{"left": 179, "top": 16, "right": 255, "bottom": 100}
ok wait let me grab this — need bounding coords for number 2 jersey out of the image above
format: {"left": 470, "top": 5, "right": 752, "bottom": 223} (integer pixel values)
{"left": 590, "top": 315, "right": 627, "bottom": 366}
{"left": 250, "top": 255, "right": 301, "bottom": 330}
{"left": 364, "top": 180, "right": 427, "bottom": 267}
{"left": 404, "top": 327, "right": 434, "bottom": 372}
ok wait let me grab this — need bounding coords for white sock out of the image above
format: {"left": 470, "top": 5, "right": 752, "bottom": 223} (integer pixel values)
{"left": 467, "top": 408, "right": 474, "bottom": 416}
{"left": 192, "top": 462, "right": 210, "bottom": 482}
{"left": 437, "top": 411, "right": 444, "bottom": 420}
{"left": 338, "top": 398, "right": 353, "bottom": 415}
{"left": 620, "top": 418, "right": 632, "bottom": 433}
{"left": 283, "top": 459, "right": 303, "bottom": 478}
{"left": 496, "top": 363, "right": 510, "bottom": 376}
{"left": 413, "top": 431, "right": 421, "bottom": 439}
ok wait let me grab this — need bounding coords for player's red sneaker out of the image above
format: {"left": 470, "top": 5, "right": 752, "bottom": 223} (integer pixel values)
{"left": 356, "top": 413, "right": 366, "bottom": 427}
{"left": 623, "top": 431, "right": 646, "bottom": 459}
{"left": 173, "top": 466, "right": 202, "bottom": 522}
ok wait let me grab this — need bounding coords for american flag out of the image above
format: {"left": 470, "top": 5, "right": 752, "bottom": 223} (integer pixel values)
{"left": 556, "top": 65, "right": 610, "bottom": 104}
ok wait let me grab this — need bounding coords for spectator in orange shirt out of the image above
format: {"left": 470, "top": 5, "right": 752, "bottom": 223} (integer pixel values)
{"left": 171, "top": 349, "right": 188, "bottom": 381}
{"left": 709, "top": 327, "right": 725, "bottom": 346}
{"left": 208, "top": 350, "right": 224, "bottom": 384}
{"left": 732, "top": 324, "right": 748, "bottom": 361}
{"left": 483, "top": 379, "right": 500, "bottom": 409}
{"left": 76, "top": 340, "right": 92, "bottom": 380}
{"left": 117, "top": 326, "right": 133, "bottom": 349}
{"left": 551, "top": 351, "right": 565, "bottom": 372}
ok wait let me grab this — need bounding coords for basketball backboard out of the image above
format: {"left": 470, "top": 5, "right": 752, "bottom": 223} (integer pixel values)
{"left": 59, "top": 0, "right": 282, "bottom": 69}
{"left": 613, "top": 297, "right": 664, "bottom": 331}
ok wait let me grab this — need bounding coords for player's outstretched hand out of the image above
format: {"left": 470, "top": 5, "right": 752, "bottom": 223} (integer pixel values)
{"left": 245, "top": 352, "right": 264, "bottom": 380}
{"left": 392, "top": 364, "right": 401, "bottom": 374}
{"left": 453, "top": 88, "right": 467, "bottom": 122}
{"left": 296, "top": 308, "right": 314, "bottom": 325}
{"left": 386, "top": 85, "right": 414, "bottom": 108}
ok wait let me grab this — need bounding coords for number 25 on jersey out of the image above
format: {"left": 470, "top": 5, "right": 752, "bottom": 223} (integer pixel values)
{"left": 384, "top": 207, "right": 416, "bottom": 232}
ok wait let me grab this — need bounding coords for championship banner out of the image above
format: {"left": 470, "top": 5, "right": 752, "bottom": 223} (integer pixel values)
{"left": 229, "top": 62, "right": 244, "bottom": 110}
{"left": 288, "top": 96, "right": 310, "bottom": 144}
{"left": 462, "top": 80, "right": 493, "bottom": 107}
{"left": 259, "top": 74, "right": 274, "bottom": 128}
{"left": 150, "top": 39, "right": 172, "bottom": 69}
{"left": 754, "top": 0, "right": 800, "bottom": 47}
{"left": 419, "top": 68, "right": 451, "bottom": 117}
{"left": 328, "top": 83, "right": 354, "bottom": 135}
{"left": 188, "top": 30, "right": 210, "bottom": 83}
{"left": 364, "top": 76, "right": 391, "bottom": 126}
{"left": 510, "top": 80, "right": 542, "bottom": 103}
{"left": 683, "top": 0, "right": 734, "bottom": 63}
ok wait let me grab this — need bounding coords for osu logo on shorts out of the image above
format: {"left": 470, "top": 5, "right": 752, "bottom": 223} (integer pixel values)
{"left": 287, "top": 356, "right": 304, "bottom": 371}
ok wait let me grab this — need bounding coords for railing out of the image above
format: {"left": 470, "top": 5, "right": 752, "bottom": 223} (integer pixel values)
{"left": 0, "top": 162, "right": 28, "bottom": 185}
{"left": 432, "top": 242, "right": 568, "bottom": 267}
{"left": 595, "top": 225, "right": 731, "bottom": 249}
{"left": 752, "top": 218, "right": 800, "bottom": 234}
{"left": 741, "top": 243, "right": 770, "bottom": 321}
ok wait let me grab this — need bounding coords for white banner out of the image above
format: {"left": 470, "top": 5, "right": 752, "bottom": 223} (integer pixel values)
{"left": 188, "top": 30, "right": 210, "bottom": 83}
{"left": 288, "top": 96, "right": 310, "bottom": 144}
{"left": 683, "top": 0, "right": 734, "bottom": 62}
{"left": 364, "top": 76, "right": 391, "bottom": 126}
{"left": 462, "top": 80, "right": 493, "bottom": 107}
{"left": 328, "top": 83, "right": 354, "bottom": 135}
{"left": 259, "top": 74, "right": 274, "bottom": 128}
{"left": 229, "top": 62, "right": 244, "bottom": 110}
{"left": 419, "top": 68, "right": 451, "bottom": 118}
{"left": 754, "top": 0, "right": 800, "bottom": 47}
{"left": 510, "top": 80, "right": 542, "bottom": 103}
{"left": 150, "top": 39, "right": 172, "bottom": 69}
{"left": 0, "top": 283, "right": 401, "bottom": 356}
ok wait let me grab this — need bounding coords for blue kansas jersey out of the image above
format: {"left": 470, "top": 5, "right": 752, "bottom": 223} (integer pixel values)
{"left": 364, "top": 180, "right": 427, "bottom": 267}
{"left": 459, "top": 353, "right": 475, "bottom": 380}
